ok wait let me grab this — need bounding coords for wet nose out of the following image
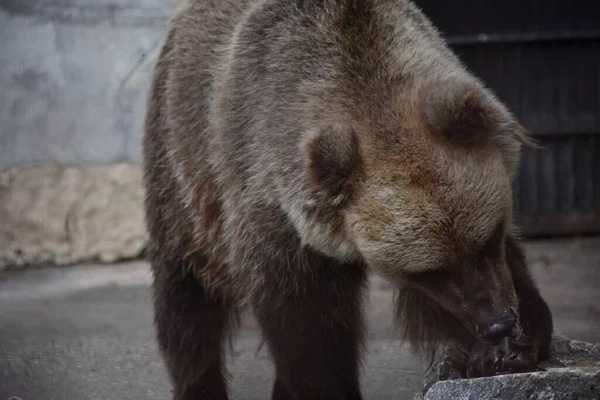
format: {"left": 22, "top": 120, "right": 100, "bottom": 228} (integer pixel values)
{"left": 476, "top": 310, "right": 517, "bottom": 343}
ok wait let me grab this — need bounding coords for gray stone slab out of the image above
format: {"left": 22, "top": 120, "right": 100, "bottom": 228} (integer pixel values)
{"left": 425, "top": 368, "right": 600, "bottom": 400}
{"left": 416, "top": 335, "right": 600, "bottom": 400}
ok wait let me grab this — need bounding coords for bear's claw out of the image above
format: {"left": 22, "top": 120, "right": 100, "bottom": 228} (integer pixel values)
{"left": 465, "top": 336, "right": 542, "bottom": 378}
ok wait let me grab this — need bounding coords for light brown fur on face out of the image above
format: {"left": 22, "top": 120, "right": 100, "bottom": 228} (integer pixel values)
{"left": 347, "top": 121, "right": 513, "bottom": 274}
{"left": 333, "top": 78, "right": 523, "bottom": 332}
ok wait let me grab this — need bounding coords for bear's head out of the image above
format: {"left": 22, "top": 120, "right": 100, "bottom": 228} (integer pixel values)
{"left": 298, "top": 78, "right": 534, "bottom": 344}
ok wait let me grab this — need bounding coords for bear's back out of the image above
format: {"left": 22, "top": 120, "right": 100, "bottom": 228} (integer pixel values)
{"left": 142, "top": 0, "right": 257, "bottom": 269}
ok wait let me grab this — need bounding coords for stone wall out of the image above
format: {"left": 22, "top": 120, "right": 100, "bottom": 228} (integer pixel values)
{"left": 0, "top": 163, "right": 147, "bottom": 270}
{"left": 0, "top": 1, "right": 193, "bottom": 269}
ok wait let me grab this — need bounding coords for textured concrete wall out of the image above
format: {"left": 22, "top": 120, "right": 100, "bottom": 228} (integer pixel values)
{"left": 0, "top": 1, "right": 191, "bottom": 268}
{"left": 0, "top": 0, "right": 178, "bottom": 171}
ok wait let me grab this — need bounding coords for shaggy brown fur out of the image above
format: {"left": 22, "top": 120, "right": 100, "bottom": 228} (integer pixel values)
{"left": 142, "top": 0, "right": 553, "bottom": 398}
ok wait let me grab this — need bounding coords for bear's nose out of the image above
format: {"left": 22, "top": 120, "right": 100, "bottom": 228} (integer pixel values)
{"left": 475, "top": 309, "right": 517, "bottom": 343}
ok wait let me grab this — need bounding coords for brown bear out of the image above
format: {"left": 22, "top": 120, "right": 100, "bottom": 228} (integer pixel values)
{"left": 141, "top": 0, "right": 554, "bottom": 398}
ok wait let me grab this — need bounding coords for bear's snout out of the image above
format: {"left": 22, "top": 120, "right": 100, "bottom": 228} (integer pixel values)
{"left": 475, "top": 308, "right": 518, "bottom": 344}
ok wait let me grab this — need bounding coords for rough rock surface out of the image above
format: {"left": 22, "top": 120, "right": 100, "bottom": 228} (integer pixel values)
{"left": 0, "top": 163, "right": 148, "bottom": 270}
{"left": 415, "top": 335, "right": 600, "bottom": 400}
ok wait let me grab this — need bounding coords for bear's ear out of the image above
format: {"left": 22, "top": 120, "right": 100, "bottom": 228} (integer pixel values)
{"left": 303, "top": 127, "right": 363, "bottom": 199}
{"left": 423, "top": 84, "right": 496, "bottom": 146}
{"left": 423, "top": 83, "right": 536, "bottom": 148}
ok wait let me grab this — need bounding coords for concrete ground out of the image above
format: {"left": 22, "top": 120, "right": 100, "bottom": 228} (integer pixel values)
{"left": 0, "top": 238, "right": 599, "bottom": 400}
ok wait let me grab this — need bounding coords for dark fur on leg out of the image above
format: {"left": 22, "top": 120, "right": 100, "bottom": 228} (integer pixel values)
{"left": 505, "top": 232, "right": 554, "bottom": 360}
{"left": 271, "top": 377, "right": 293, "bottom": 400}
{"left": 254, "top": 252, "right": 368, "bottom": 400}
{"left": 153, "top": 256, "right": 239, "bottom": 400}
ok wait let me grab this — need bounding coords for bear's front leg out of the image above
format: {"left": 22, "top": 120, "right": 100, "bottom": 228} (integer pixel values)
{"left": 252, "top": 251, "right": 367, "bottom": 400}
{"left": 466, "top": 232, "right": 554, "bottom": 378}
{"left": 152, "top": 255, "right": 237, "bottom": 400}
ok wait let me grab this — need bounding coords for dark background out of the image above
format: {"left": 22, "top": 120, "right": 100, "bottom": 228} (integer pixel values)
{"left": 415, "top": 0, "right": 600, "bottom": 237}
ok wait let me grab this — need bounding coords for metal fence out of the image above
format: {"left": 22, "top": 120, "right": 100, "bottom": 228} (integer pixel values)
{"left": 415, "top": 0, "right": 600, "bottom": 237}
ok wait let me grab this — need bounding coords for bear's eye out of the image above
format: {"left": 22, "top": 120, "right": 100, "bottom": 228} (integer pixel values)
{"left": 478, "top": 218, "right": 506, "bottom": 260}
{"left": 410, "top": 268, "right": 453, "bottom": 287}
